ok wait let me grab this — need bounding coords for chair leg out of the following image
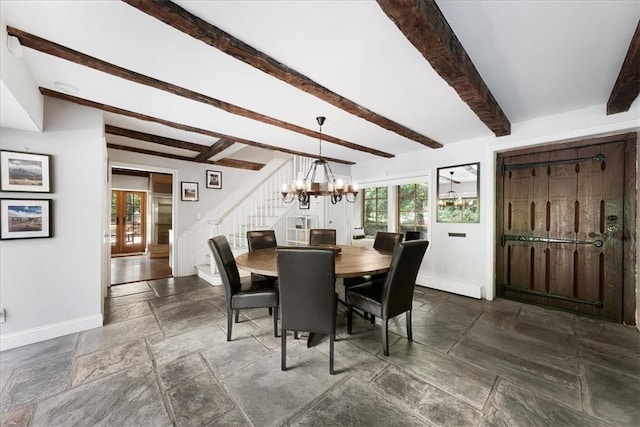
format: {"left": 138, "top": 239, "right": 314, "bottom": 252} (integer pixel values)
{"left": 268, "top": 307, "right": 273, "bottom": 316}
{"left": 234, "top": 309, "right": 240, "bottom": 323}
{"left": 281, "top": 329, "right": 287, "bottom": 371}
{"left": 226, "top": 308, "right": 233, "bottom": 341}
{"left": 370, "top": 314, "right": 375, "bottom": 325}
{"left": 347, "top": 306, "right": 353, "bottom": 334}
{"left": 294, "top": 331, "right": 299, "bottom": 339}
{"left": 273, "top": 306, "right": 279, "bottom": 337}
{"left": 406, "top": 310, "right": 413, "bottom": 341}
{"left": 329, "top": 332, "right": 335, "bottom": 375}
{"left": 382, "top": 318, "right": 389, "bottom": 356}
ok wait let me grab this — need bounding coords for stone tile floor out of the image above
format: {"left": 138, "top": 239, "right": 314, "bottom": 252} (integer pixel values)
{"left": 1, "top": 276, "right": 638, "bottom": 426}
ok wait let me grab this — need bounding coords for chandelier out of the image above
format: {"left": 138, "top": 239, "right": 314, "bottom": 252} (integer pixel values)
{"left": 438, "top": 171, "right": 464, "bottom": 209}
{"left": 281, "top": 116, "right": 358, "bottom": 205}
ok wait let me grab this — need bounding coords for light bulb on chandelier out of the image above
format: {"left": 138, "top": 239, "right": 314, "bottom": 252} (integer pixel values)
{"left": 281, "top": 116, "right": 358, "bottom": 205}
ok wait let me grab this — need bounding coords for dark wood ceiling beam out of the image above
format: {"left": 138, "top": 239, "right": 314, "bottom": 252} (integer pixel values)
{"left": 41, "top": 87, "right": 354, "bottom": 166}
{"left": 112, "top": 168, "right": 150, "bottom": 177}
{"left": 107, "top": 143, "right": 264, "bottom": 170}
{"left": 106, "top": 125, "right": 206, "bottom": 152}
{"left": 193, "top": 138, "right": 235, "bottom": 162}
{"left": 607, "top": 21, "right": 640, "bottom": 115}
{"left": 8, "top": 26, "right": 392, "bottom": 158}
{"left": 376, "top": 0, "right": 511, "bottom": 136}
{"left": 123, "top": 0, "right": 443, "bottom": 149}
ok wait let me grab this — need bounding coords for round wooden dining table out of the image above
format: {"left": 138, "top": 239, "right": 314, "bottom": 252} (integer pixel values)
{"left": 235, "top": 245, "right": 393, "bottom": 278}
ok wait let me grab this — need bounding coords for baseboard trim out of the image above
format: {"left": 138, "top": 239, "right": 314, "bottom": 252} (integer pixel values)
{"left": 417, "top": 273, "right": 483, "bottom": 299}
{"left": 0, "top": 314, "right": 103, "bottom": 351}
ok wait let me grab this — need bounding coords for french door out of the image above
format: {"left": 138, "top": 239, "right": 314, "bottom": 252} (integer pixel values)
{"left": 111, "top": 190, "right": 146, "bottom": 255}
{"left": 496, "top": 139, "right": 629, "bottom": 322}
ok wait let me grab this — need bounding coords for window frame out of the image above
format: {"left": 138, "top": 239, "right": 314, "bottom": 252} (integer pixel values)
{"left": 396, "top": 182, "right": 429, "bottom": 238}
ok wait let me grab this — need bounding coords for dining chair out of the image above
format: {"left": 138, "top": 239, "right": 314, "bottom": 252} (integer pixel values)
{"left": 208, "top": 235, "right": 279, "bottom": 341}
{"left": 405, "top": 230, "right": 421, "bottom": 241}
{"left": 277, "top": 247, "right": 338, "bottom": 374}
{"left": 343, "top": 231, "right": 403, "bottom": 289}
{"left": 373, "top": 231, "right": 404, "bottom": 252}
{"left": 308, "top": 229, "right": 337, "bottom": 246}
{"left": 346, "top": 239, "right": 429, "bottom": 356}
{"left": 246, "top": 230, "right": 278, "bottom": 288}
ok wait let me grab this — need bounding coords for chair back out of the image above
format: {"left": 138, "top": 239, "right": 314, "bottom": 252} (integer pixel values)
{"left": 208, "top": 236, "right": 241, "bottom": 300}
{"left": 247, "top": 230, "right": 277, "bottom": 251}
{"left": 373, "top": 232, "right": 404, "bottom": 253}
{"left": 309, "top": 229, "right": 337, "bottom": 246}
{"left": 405, "top": 231, "right": 421, "bottom": 241}
{"left": 382, "top": 240, "right": 429, "bottom": 318}
{"left": 277, "top": 247, "right": 336, "bottom": 334}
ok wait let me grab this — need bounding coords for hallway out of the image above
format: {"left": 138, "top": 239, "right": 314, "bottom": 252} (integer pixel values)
{"left": 1, "top": 277, "right": 638, "bottom": 426}
{"left": 110, "top": 254, "right": 172, "bottom": 285}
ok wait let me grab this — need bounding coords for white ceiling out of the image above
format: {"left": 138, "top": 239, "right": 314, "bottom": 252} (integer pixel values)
{"left": 1, "top": 0, "right": 638, "bottom": 167}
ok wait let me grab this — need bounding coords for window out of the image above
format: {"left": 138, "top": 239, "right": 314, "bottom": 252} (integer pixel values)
{"left": 398, "top": 183, "right": 428, "bottom": 238}
{"left": 363, "top": 187, "right": 388, "bottom": 237}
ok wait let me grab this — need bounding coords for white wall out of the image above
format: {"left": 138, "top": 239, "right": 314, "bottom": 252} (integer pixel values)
{"left": 111, "top": 174, "right": 148, "bottom": 191}
{"left": 352, "top": 102, "right": 640, "bottom": 302}
{"left": 0, "top": 98, "right": 105, "bottom": 350}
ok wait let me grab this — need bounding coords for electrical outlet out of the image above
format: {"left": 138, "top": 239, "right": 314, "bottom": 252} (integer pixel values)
{"left": 0, "top": 309, "right": 5, "bottom": 323}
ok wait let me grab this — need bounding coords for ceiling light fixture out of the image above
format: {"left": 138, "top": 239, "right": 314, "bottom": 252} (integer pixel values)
{"left": 281, "top": 116, "right": 358, "bottom": 205}
{"left": 53, "top": 81, "right": 79, "bottom": 94}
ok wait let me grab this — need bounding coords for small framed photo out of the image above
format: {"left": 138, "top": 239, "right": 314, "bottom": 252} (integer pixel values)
{"left": 299, "top": 198, "right": 310, "bottom": 210}
{"left": 1, "top": 150, "right": 51, "bottom": 193}
{"left": 181, "top": 182, "right": 199, "bottom": 201}
{"left": 206, "top": 170, "right": 222, "bottom": 189}
{"left": 1, "top": 198, "right": 53, "bottom": 240}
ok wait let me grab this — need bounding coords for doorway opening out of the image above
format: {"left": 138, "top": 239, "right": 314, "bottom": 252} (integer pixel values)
{"left": 110, "top": 168, "right": 174, "bottom": 285}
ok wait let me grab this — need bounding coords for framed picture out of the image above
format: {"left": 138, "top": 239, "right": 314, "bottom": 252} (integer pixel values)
{"left": 299, "top": 198, "right": 310, "bottom": 210}
{"left": 0, "top": 150, "right": 51, "bottom": 193}
{"left": 206, "top": 170, "right": 222, "bottom": 189}
{"left": 0, "top": 198, "right": 53, "bottom": 240}
{"left": 181, "top": 182, "right": 199, "bottom": 201}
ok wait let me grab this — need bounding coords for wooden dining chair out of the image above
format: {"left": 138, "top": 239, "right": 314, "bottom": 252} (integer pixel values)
{"left": 277, "top": 247, "right": 337, "bottom": 374}
{"left": 346, "top": 239, "right": 429, "bottom": 356}
{"left": 309, "top": 229, "right": 336, "bottom": 246}
{"left": 208, "top": 235, "right": 279, "bottom": 341}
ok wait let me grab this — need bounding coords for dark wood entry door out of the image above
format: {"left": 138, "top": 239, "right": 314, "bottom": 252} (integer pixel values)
{"left": 497, "top": 141, "right": 625, "bottom": 322}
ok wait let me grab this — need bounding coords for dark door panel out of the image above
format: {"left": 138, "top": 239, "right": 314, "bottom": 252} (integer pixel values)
{"left": 498, "top": 141, "right": 624, "bottom": 322}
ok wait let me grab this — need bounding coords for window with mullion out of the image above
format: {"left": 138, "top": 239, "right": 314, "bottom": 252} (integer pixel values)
{"left": 363, "top": 187, "right": 388, "bottom": 237}
{"left": 398, "top": 183, "right": 428, "bottom": 238}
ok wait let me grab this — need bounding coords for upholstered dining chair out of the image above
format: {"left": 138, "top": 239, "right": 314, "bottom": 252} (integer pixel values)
{"left": 373, "top": 231, "right": 404, "bottom": 253}
{"left": 404, "top": 230, "right": 421, "bottom": 241}
{"left": 246, "top": 230, "right": 278, "bottom": 287}
{"left": 308, "top": 229, "right": 337, "bottom": 246}
{"left": 346, "top": 239, "right": 429, "bottom": 356}
{"left": 343, "top": 231, "right": 404, "bottom": 289}
{"left": 208, "top": 235, "right": 279, "bottom": 341}
{"left": 277, "top": 247, "right": 338, "bottom": 374}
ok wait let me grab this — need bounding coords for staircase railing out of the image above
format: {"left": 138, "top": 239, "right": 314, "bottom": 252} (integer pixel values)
{"left": 175, "top": 155, "right": 312, "bottom": 276}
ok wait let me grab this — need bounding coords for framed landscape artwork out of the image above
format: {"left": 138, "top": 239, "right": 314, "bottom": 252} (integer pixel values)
{"left": 206, "top": 170, "right": 222, "bottom": 189}
{"left": 181, "top": 182, "right": 199, "bottom": 201}
{"left": 0, "top": 198, "right": 53, "bottom": 240}
{"left": 0, "top": 150, "right": 51, "bottom": 193}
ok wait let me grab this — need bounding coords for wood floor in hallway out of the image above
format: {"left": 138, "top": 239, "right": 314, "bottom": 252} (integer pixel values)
{"left": 110, "top": 254, "right": 172, "bottom": 285}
